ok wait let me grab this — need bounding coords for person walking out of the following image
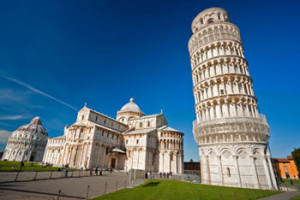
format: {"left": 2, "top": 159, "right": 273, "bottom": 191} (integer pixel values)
{"left": 100, "top": 168, "right": 103, "bottom": 176}
{"left": 95, "top": 166, "right": 99, "bottom": 176}
{"left": 90, "top": 167, "right": 93, "bottom": 176}
{"left": 20, "top": 161, "right": 24, "bottom": 170}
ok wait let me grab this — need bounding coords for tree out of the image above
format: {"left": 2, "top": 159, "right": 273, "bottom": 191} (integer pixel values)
{"left": 292, "top": 148, "right": 300, "bottom": 175}
{"left": 190, "top": 159, "right": 194, "bottom": 163}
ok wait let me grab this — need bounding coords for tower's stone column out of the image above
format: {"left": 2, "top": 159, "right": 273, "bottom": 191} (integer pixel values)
{"left": 189, "top": 7, "right": 277, "bottom": 190}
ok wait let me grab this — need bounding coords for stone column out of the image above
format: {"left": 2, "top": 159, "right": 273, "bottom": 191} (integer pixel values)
{"left": 137, "top": 150, "right": 140, "bottom": 169}
{"left": 218, "top": 155, "right": 224, "bottom": 185}
{"left": 74, "top": 145, "right": 78, "bottom": 167}
{"left": 234, "top": 155, "right": 242, "bottom": 187}
{"left": 206, "top": 155, "right": 211, "bottom": 184}
{"left": 176, "top": 153, "right": 179, "bottom": 174}
{"left": 262, "top": 155, "right": 272, "bottom": 189}
{"left": 267, "top": 155, "right": 278, "bottom": 190}
{"left": 86, "top": 143, "right": 93, "bottom": 168}
{"left": 200, "top": 155, "right": 204, "bottom": 182}
{"left": 250, "top": 156, "right": 260, "bottom": 189}
{"left": 96, "top": 145, "right": 101, "bottom": 166}
{"left": 131, "top": 150, "right": 134, "bottom": 169}
{"left": 161, "top": 153, "right": 165, "bottom": 172}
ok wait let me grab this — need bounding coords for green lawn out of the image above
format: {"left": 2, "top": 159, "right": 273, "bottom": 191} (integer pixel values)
{"left": 290, "top": 196, "right": 300, "bottom": 200}
{"left": 282, "top": 178, "right": 300, "bottom": 185}
{"left": 0, "top": 161, "right": 75, "bottom": 171}
{"left": 92, "top": 180, "right": 281, "bottom": 200}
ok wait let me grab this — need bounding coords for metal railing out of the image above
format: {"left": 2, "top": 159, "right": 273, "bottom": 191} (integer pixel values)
{"left": 0, "top": 169, "right": 110, "bottom": 183}
{"left": 0, "top": 171, "right": 145, "bottom": 200}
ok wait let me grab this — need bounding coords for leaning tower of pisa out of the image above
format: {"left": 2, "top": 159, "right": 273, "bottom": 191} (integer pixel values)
{"left": 188, "top": 8, "right": 277, "bottom": 189}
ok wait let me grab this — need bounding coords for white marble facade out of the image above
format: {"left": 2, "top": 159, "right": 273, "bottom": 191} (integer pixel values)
{"left": 43, "top": 98, "right": 184, "bottom": 174}
{"left": 2, "top": 117, "right": 49, "bottom": 162}
{"left": 189, "top": 8, "right": 277, "bottom": 189}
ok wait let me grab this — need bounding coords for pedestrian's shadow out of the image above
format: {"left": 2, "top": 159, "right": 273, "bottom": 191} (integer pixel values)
{"left": 142, "top": 182, "right": 160, "bottom": 187}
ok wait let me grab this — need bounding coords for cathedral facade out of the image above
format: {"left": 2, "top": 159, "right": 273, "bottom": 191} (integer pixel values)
{"left": 189, "top": 8, "right": 277, "bottom": 189}
{"left": 43, "top": 98, "right": 184, "bottom": 174}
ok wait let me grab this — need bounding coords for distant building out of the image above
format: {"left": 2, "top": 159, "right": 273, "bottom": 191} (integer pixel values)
{"left": 2, "top": 117, "right": 49, "bottom": 162}
{"left": 43, "top": 98, "right": 184, "bottom": 173}
{"left": 272, "top": 156, "right": 299, "bottom": 180}
{"left": 184, "top": 162, "right": 200, "bottom": 175}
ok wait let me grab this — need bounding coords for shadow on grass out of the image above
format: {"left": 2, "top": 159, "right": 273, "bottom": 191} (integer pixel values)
{"left": 142, "top": 182, "right": 161, "bottom": 187}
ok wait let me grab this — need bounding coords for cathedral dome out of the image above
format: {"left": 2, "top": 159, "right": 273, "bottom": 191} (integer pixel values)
{"left": 120, "top": 98, "right": 142, "bottom": 113}
{"left": 117, "top": 98, "right": 144, "bottom": 124}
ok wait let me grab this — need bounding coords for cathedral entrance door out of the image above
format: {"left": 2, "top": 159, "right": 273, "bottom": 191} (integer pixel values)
{"left": 111, "top": 158, "right": 116, "bottom": 168}
{"left": 30, "top": 154, "right": 35, "bottom": 162}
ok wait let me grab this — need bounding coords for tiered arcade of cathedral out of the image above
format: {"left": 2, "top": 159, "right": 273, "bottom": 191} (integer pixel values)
{"left": 189, "top": 7, "right": 277, "bottom": 189}
{"left": 43, "top": 98, "right": 184, "bottom": 174}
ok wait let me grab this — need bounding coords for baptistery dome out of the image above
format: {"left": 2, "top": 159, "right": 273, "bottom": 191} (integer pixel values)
{"left": 117, "top": 98, "right": 144, "bottom": 125}
{"left": 17, "top": 117, "right": 48, "bottom": 136}
{"left": 2, "top": 116, "right": 49, "bottom": 162}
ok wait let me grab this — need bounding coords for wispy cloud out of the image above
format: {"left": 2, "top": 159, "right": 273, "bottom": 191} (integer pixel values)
{"left": 0, "top": 129, "right": 11, "bottom": 144}
{"left": 4, "top": 76, "right": 77, "bottom": 111}
{"left": 0, "top": 115, "right": 29, "bottom": 120}
{"left": 0, "top": 88, "right": 29, "bottom": 103}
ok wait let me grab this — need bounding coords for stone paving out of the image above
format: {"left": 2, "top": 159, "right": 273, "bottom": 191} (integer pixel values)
{"left": 0, "top": 170, "right": 93, "bottom": 183}
{"left": 0, "top": 172, "right": 136, "bottom": 200}
{"left": 260, "top": 191, "right": 300, "bottom": 200}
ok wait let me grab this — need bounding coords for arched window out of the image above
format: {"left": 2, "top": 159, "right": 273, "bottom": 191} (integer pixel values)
{"left": 139, "top": 122, "right": 143, "bottom": 128}
{"left": 95, "top": 116, "right": 98, "bottom": 122}
{"left": 227, "top": 167, "right": 231, "bottom": 177}
{"left": 82, "top": 115, "right": 84, "bottom": 120}
{"left": 106, "top": 148, "right": 109, "bottom": 155}
{"left": 207, "top": 18, "right": 214, "bottom": 24}
{"left": 136, "top": 139, "right": 139, "bottom": 144}
{"left": 147, "top": 121, "right": 150, "bottom": 127}
{"left": 104, "top": 119, "right": 106, "bottom": 124}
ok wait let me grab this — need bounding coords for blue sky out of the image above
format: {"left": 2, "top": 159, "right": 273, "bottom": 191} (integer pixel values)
{"left": 0, "top": 0, "right": 299, "bottom": 161}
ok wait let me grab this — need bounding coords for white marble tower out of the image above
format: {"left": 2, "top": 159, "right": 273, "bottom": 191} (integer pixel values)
{"left": 189, "top": 7, "right": 277, "bottom": 189}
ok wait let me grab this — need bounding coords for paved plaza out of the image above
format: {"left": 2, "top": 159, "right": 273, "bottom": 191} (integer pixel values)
{"left": 260, "top": 191, "right": 300, "bottom": 200}
{"left": 0, "top": 172, "right": 132, "bottom": 199}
